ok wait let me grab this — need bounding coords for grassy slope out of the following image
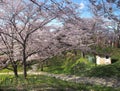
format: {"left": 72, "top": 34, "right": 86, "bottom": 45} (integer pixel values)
{"left": 43, "top": 48, "right": 120, "bottom": 78}
{"left": 88, "top": 61, "right": 120, "bottom": 78}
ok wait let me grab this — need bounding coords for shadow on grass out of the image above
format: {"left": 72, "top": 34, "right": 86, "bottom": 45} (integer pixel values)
{"left": 0, "top": 87, "right": 75, "bottom": 91}
{"left": 0, "top": 75, "right": 120, "bottom": 91}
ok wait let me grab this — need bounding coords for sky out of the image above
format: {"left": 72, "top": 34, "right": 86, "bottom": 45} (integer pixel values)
{"left": 47, "top": 0, "right": 93, "bottom": 27}
{"left": 37, "top": 0, "right": 93, "bottom": 18}
{"left": 70, "top": 0, "right": 93, "bottom": 18}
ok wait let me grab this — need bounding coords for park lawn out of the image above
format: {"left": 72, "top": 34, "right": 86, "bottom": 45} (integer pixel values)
{"left": 0, "top": 75, "right": 120, "bottom": 91}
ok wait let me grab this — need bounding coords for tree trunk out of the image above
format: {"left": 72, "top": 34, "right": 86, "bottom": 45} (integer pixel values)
{"left": 93, "top": 54, "right": 97, "bottom": 66}
{"left": 74, "top": 49, "right": 77, "bottom": 55}
{"left": 81, "top": 51, "right": 85, "bottom": 58}
{"left": 115, "top": 40, "right": 119, "bottom": 48}
{"left": 40, "top": 62, "right": 43, "bottom": 71}
{"left": 13, "top": 64, "right": 18, "bottom": 77}
{"left": 118, "top": 35, "right": 120, "bottom": 48}
{"left": 23, "top": 45, "right": 27, "bottom": 79}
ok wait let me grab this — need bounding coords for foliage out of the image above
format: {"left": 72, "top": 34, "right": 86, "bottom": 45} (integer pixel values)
{"left": 87, "top": 61, "right": 120, "bottom": 78}
{"left": 95, "top": 46, "right": 112, "bottom": 54}
{"left": 70, "top": 58, "right": 94, "bottom": 76}
{"left": 43, "top": 55, "right": 65, "bottom": 74}
{"left": 44, "top": 53, "right": 95, "bottom": 76}
{"left": 0, "top": 74, "right": 119, "bottom": 91}
{"left": 111, "top": 48, "right": 120, "bottom": 61}
{"left": 92, "top": 46, "right": 120, "bottom": 61}
{"left": 0, "top": 69, "right": 12, "bottom": 73}
{"left": 62, "top": 55, "right": 76, "bottom": 73}
{"left": 43, "top": 48, "right": 120, "bottom": 78}
{"left": 0, "top": 64, "right": 23, "bottom": 73}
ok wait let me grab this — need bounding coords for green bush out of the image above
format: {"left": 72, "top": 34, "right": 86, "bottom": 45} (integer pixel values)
{"left": 111, "top": 48, "right": 120, "bottom": 61}
{"left": 70, "top": 58, "right": 94, "bottom": 76}
{"left": 62, "top": 57, "right": 76, "bottom": 73}
{"left": 44, "top": 52, "right": 81, "bottom": 74}
{"left": 88, "top": 61, "right": 120, "bottom": 78}
{"left": 43, "top": 55, "right": 66, "bottom": 74}
{"left": 44, "top": 53, "right": 95, "bottom": 75}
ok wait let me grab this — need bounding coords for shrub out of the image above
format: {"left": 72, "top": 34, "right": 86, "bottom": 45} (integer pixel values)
{"left": 88, "top": 61, "right": 120, "bottom": 78}
{"left": 70, "top": 58, "right": 94, "bottom": 76}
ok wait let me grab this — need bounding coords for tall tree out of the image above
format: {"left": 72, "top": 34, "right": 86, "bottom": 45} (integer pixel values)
{"left": 0, "top": 29, "right": 20, "bottom": 77}
{"left": 89, "top": 0, "right": 120, "bottom": 48}
{"left": 0, "top": 0, "right": 84, "bottom": 78}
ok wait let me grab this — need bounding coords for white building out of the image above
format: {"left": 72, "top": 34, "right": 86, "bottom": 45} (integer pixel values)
{"left": 96, "top": 55, "right": 111, "bottom": 65}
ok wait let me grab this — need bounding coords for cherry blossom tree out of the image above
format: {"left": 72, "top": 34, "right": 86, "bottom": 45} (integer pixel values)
{"left": 89, "top": 0, "right": 120, "bottom": 48}
{"left": 0, "top": 0, "right": 99, "bottom": 78}
{"left": 0, "top": 0, "right": 86, "bottom": 78}
{"left": 0, "top": 0, "right": 62, "bottom": 78}
{"left": 0, "top": 31, "right": 20, "bottom": 77}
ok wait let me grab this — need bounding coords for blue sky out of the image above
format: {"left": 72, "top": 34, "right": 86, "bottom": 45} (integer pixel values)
{"left": 46, "top": 0, "right": 92, "bottom": 27}
{"left": 71, "top": 0, "right": 93, "bottom": 18}
{"left": 36, "top": 0, "right": 92, "bottom": 18}
{"left": 47, "top": 0, "right": 93, "bottom": 27}
{"left": 27, "top": 0, "right": 92, "bottom": 18}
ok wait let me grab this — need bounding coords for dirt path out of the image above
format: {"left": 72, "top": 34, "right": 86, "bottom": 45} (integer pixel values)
{"left": 0, "top": 71, "right": 120, "bottom": 88}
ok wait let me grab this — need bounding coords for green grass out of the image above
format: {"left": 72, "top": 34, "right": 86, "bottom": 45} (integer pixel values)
{"left": 87, "top": 61, "right": 120, "bottom": 78}
{"left": 44, "top": 66, "right": 64, "bottom": 74}
{"left": 43, "top": 57, "right": 95, "bottom": 76}
{"left": 0, "top": 69, "right": 12, "bottom": 73}
{"left": 0, "top": 64, "right": 23, "bottom": 73}
{"left": 0, "top": 75, "right": 120, "bottom": 91}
